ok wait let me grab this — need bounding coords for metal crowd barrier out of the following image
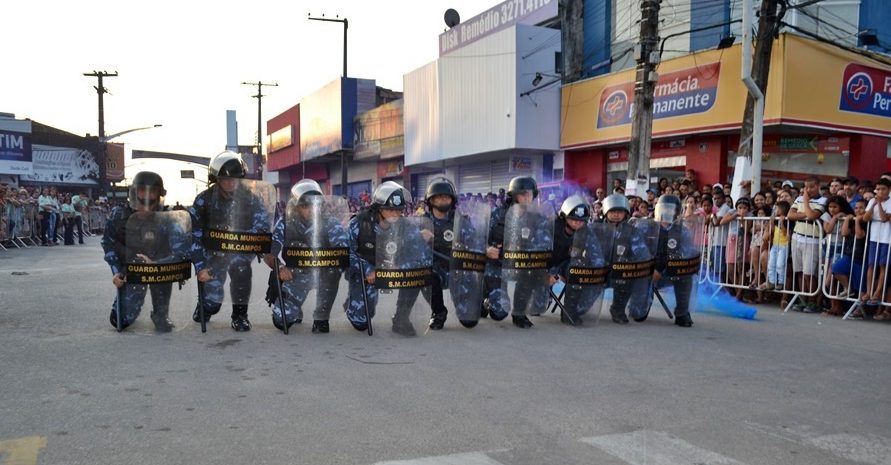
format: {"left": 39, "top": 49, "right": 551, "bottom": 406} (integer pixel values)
{"left": 704, "top": 215, "right": 824, "bottom": 312}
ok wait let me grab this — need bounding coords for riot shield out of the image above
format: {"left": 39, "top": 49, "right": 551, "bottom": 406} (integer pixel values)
{"left": 198, "top": 179, "right": 276, "bottom": 329}
{"left": 119, "top": 210, "right": 193, "bottom": 334}
{"left": 607, "top": 218, "right": 660, "bottom": 322}
{"left": 501, "top": 203, "right": 555, "bottom": 319}
{"left": 275, "top": 196, "right": 350, "bottom": 332}
{"left": 448, "top": 202, "right": 491, "bottom": 325}
{"left": 563, "top": 222, "right": 615, "bottom": 325}
{"left": 653, "top": 216, "right": 704, "bottom": 322}
{"left": 375, "top": 215, "right": 434, "bottom": 336}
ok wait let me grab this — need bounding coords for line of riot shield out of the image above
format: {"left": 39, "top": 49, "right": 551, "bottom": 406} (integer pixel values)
{"left": 199, "top": 179, "right": 276, "bottom": 330}
{"left": 653, "top": 215, "right": 704, "bottom": 322}
{"left": 563, "top": 222, "right": 614, "bottom": 326}
{"left": 120, "top": 210, "right": 193, "bottom": 334}
{"left": 501, "top": 203, "right": 555, "bottom": 319}
{"left": 448, "top": 202, "right": 491, "bottom": 327}
{"left": 375, "top": 215, "right": 434, "bottom": 337}
{"left": 275, "top": 196, "right": 350, "bottom": 332}
{"left": 607, "top": 218, "right": 660, "bottom": 323}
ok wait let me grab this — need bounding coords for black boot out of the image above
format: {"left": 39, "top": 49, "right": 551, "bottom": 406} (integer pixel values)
{"left": 611, "top": 312, "right": 629, "bottom": 324}
{"left": 675, "top": 313, "right": 693, "bottom": 327}
{"left": 192, "top": 302, "right": 219, "bottom": 323}
{"left": 151, "top": 310, "right": 175, "bottom": 332}
{"left": 428, "top": 312, "right": 446, "bottom": 330}
{"left": 480, "top": 299, "right": 490, "bottom": 319}
{"left": 311, "top": 320, "right": 329, "bottom": 333}
{"left": 231, "top": 304, "right": 252, "bottom": 332}
{"left": 512, "top": 315, "right": 533, "bottom": 329}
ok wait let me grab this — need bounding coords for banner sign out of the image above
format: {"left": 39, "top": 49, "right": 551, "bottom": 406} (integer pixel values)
{"left": 0, "top": 129, "right": 33, "bottom": 175}
{"left": 839, "top": 63, "right": 891, "bottom": 119}
{"left": 439, "top": 0, "right": 557, "bottom": 56}
{"left": 598, "top": 63, "right": 720, "bottom": 129}
{"left": 21, "top": 145, "right": 99, "bottom": 185}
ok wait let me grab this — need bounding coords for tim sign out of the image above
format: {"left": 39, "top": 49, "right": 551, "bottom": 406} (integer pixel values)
{"left": 839, "top": 63, "right": 891, "bottom": 119}
{"left": 0, "top": 129, "right": 33, "bottom": 175}
{"left": 597, "top": 63, "right": 720, "bottom": 129}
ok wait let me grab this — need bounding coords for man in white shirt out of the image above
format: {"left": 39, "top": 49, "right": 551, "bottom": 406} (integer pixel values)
{"left": 71, "top": 192, "right": 88, "bottom": 244}
{"left": 788, "top": 176, "right": 828, "bottom": 312}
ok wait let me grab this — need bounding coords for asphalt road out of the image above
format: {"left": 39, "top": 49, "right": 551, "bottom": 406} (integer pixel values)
{"left": 1, "top": 237, "right": 889, "bottom": 465}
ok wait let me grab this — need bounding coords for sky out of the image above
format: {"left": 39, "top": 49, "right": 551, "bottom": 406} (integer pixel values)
{"left": 3, "top": 0, "right": 489, "bottom": 203}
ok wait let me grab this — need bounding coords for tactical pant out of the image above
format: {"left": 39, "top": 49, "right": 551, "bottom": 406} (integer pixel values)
{"left": 200, "top": 253, "right": 254, "bottom": 314}
{"left": 422, "top": 274, "right": 448, "bottom": 321}
{"left": 484, "top": 274, "right": 548, "bottom": 319}
{"left": 563, "top": 284, "right": 605, "bottom": 318}
{"left": 74, "top": 216, "right": 84, "bottom": 244}
{"left": 344, "top": 274, "right": 378, "bottom": 327}
{"left": 655, "top": 276, "right": 693, "bottom": 318}
{"left": 273, "top": 270, "right": 340, "bottom": 324}
{"left": 449, "top": 271, "right": 484, "bottom": 322}
{"left": 609, "top": 278, "right": 653, "bottom": 320}
{"left": 109, "top": 283, "right": 173, "bottom": 329}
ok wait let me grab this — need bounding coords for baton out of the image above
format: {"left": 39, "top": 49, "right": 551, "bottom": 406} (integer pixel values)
{"left": 358, "top": 260, "right": 374, "bottom": 336}
{"left": 272, "top": 259, "right": 288, "bottom": 334}
{"left": 197, "top": 279, "right": 207, "bottom": 333}
{"left": 654, "top": 288, "right": 674, "bottom": 320}
{"left": 115, "top": 282, "right": 123, "bottom": 332}
{"left": 548, "top": 287, "right": 576, "bottom": 326}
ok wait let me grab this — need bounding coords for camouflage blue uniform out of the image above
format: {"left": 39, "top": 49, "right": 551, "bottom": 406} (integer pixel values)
{"left": 344, "top": 209, "right": 431, "bottom": 329}
{"left": 269, "top": 214, "right": 348, "bottom": 325}
{"left": 485, "top": 204, "right": 552, "bottom": 318}
{"left": 101, "top": 207, "right": 190, "bottom": 328}
{"left": 189, "top": 185, "right": 271, "bottom": 316}
{"left": 560, "top": 223, "right": 610, "bottom": 318}
{"left": 653, "top": 222, "right": 696, "bottom": 320}
{"left": 607, "top": 219, "right": 656, "bottom": 320}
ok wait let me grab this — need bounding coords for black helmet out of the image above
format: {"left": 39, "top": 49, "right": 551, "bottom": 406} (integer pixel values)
{"left": 654, "top": 194, "right": 682, "bottom": 223}
{"left": 559, "top": 194, "right": 591, "bottom": 220}
{"left": 208, "top": 150, "right": 247, "bottom": 184}
{"left": 373, "top": 181, "right": 410, "bottom": 210}
{"left": 291, "top": 179, "right": 323, "bottom": 205}
{"left": 602, "top": 194, "right": 630, "bottom": 215}
{"left": 129, "top": 171, "right": 166, "bottom": 210}
{"left": 425, "top": 177, "right": 457, "bottom": 206}
{"left": 507, "top": 176, "right": 538, "bottom": 199}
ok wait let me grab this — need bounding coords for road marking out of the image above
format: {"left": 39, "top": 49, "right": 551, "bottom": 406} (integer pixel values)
{"left": 373, "top": 451, "right": 506, "bottom": 465}
{"left": 805, "top": 434, "right": 891, "bottom": 465}
{"left": 0, "top": 436, "right": 47, "bottom": 465}
{"left": 580, "top": 430, "right": 747, "bottom": 465}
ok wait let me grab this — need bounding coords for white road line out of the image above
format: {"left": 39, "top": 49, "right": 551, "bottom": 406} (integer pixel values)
{"left": 373, "top": 451, "right": 507, "bottom": 465}
{"left": 805, "top": 434, "right": 891, "bottom": 465}
{"left": 580, "top": 430, "right": 748, "bottom": 465}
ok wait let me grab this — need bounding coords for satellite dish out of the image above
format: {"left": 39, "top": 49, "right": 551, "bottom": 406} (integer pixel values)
{"left": 444, "top": 9, "right": 460, "bottom": 28}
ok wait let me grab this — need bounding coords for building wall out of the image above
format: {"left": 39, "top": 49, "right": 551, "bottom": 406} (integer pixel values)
{"left": 266, "top": 104, "right": 300, "bottom": 171}
{"left": 515, "top": 25, "right": 562, "bottom": 151}
{"left": 403, "top": 61, "right": 440, "bottom": 165}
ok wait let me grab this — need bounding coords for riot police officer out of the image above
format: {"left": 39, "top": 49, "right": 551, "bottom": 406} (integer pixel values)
{"left": 548, "top": 194, "right": 592, "bottom": 325}
{"left": 101, "top": 172, "right": 188, "bottom": 331}
{"left": 190, "top": 151, "right": 274, "bottom": 332}
{"left": 603, "top": 194, "right": 657, "bottom": 324}
{"left": 485, "top": 176, "right": 553, "bottom": 328}
{"left": 653, "top": 194, "right": 698, "bottom": 327}
{"left": 266, "top": 180, "right": 350, "bottom": 333}
{"left": 423, "top": 177, "right": 458, "bottom": 330}
{"left": 345, "top": 181, "right": 429, "bottom": 334}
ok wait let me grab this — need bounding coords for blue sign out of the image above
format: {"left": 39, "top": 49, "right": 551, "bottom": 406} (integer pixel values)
{"left": 0, "top": 129, "right": 33, "bottom": 175}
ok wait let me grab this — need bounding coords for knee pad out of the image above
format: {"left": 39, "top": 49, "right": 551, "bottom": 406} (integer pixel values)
{"left": 459, "top": 319, "right": 479, "bottom": 328}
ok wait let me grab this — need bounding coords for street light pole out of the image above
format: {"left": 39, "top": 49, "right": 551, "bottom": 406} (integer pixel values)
{"left": 308, "top": 13, "right": 349, "bottom": 198}
{"left": 101, "top": 124, "right": 163, "bottom": 198}
{"left": 84, "top": 70, "right": 118, "bottom": 197}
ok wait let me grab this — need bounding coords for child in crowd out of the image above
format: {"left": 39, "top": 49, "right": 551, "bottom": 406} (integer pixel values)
{"left": 761, "top": 200, "right": 791, "bottom": 292}
{"left": 827, "top": 198, "right": 867, "bottom": 316}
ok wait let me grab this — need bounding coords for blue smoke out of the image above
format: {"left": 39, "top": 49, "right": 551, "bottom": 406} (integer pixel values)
{"left": 694, "top": 279, "right": 758, "bottom": 320}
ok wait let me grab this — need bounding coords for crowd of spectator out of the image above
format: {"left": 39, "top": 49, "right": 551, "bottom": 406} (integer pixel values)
{"left": 0, "top": 185, "right": 111, "bottom": 249}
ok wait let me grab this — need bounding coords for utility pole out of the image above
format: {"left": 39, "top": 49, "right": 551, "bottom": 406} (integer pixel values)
{"left": 308, "top": 13, "right": 349, "bottom": 197}
{"left": 84, "top": 70, "right": 118, "bottom": 197}
{"left": 241, "top": 81, "right": 278, "bottom": 178}
{"left": 737, "top": 0, "right": 782, "bottom": 197}
{"left": 561, "top": 0, "right": 584, "bottom": 83}
{"left": 626, "top": 0, "right": 660, "bottom": 197}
